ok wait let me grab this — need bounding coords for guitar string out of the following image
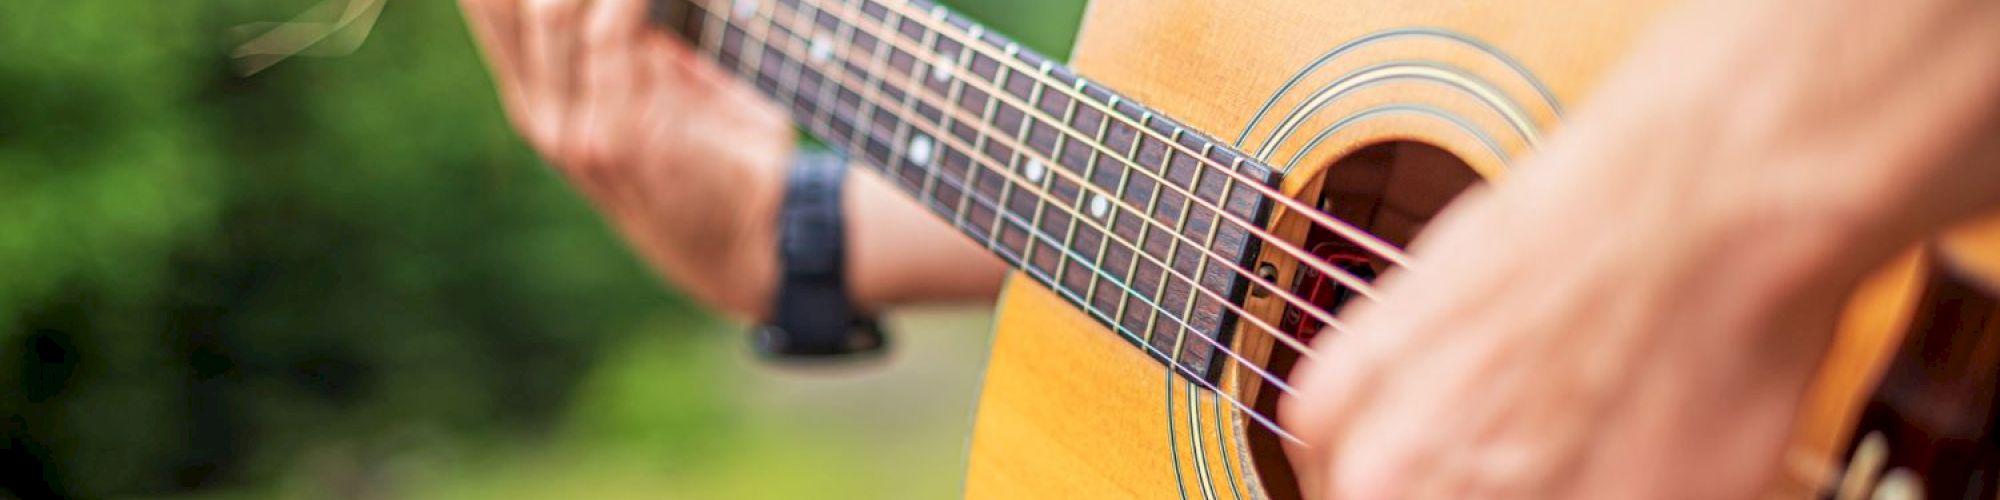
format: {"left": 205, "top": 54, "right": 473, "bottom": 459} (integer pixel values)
{"left": 790, "top": 0, "right": 1361, "bottom": 347}
{"left": 874, "top": 0, "right": 1413, "bottom": 271}
{"left": 811, "top": 4, "right": 1882, "bottom": 485}
{"left": 712, "top": 0, "right": 1346, "bottom": 359}
{"left": 700, "top": 1, "right": 1881, "bottom": 479}
{"left": 721, "top": 0, "right": 1365, "bottom": 350}
{"left": 707, "top": 5, "right": 1325, "bottom": 446}
{"left": 710, "top": 0, "right": 1386, "bottom": 305}
{"left": 694, "top": 0, "right": 1385, "bottom": 441}
{"left": 695, "top": 4, "right": 1308, "bottom": 444}
{"left": 809, "top": 0, "right": 1390, "bottom": 305}
{"left": 702, "top": 8, "right": 1353, "bottom": 452}
{"left": 704, "top": 0, "right": 1306, "bottom": 395}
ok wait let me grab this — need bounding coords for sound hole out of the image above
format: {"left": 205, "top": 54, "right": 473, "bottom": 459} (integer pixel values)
{"left": 1240, "top": 141, "right": 1481, "bottom": 499}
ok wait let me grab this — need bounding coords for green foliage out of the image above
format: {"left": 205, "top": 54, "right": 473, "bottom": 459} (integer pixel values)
{"left": 1, "top": 0, "right": 691, "bottom": 495}
{"left": 0, "top": 0, "right": 1083, "bottom": 497}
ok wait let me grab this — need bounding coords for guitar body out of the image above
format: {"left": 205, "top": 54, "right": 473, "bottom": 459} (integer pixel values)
{"left": 962, "top": 0, "right": 2000, "bottom": 497}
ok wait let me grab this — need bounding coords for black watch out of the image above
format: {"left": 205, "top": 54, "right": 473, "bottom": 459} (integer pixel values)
{"left": 751, "top": 151, "right": 887, "bottom": 359}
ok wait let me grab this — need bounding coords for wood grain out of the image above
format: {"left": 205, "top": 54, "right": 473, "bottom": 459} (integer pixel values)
{"left": 960, "top": 0, "right": 1997, "bottom": 496}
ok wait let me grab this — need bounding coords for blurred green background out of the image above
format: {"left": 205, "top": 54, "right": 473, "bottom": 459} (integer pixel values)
{"left": 0, "top": 0, "right": 1082, "bottom": 497}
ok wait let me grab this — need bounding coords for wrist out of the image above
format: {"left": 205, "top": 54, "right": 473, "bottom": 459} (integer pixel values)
{"left": 705, "top": 135, "right": 793, "bottom": 324}
{"left": 752, "top": 150, "right": 886, "bottom": 357}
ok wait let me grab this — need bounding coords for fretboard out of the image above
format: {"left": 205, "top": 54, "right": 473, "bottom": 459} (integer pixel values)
{"left": 660, "top": 0, "right": 1280, "bottom": 383}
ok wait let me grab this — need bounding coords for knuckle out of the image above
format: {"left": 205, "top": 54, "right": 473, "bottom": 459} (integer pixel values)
{"left": 524, "top": 0, "right": 572, "bottom": 22}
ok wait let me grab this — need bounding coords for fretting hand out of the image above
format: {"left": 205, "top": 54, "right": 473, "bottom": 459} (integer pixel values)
{"left": 461, "top": 0, "right": 797, "bottom": 319}
{"left": 459, "top": 0, "right": 1005, "bottom": 321}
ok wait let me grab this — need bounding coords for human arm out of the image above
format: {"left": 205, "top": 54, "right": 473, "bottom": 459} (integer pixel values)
{"left": 1280, "top": 0, "right": 2000, "bottom": 497}
{"left": 457, "top": 0, "right": 1006, "bottom": 323}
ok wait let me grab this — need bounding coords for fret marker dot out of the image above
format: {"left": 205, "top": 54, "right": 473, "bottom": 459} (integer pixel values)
{"left": 809, "top": 36, "right": 832, "bottom": 63}
{"left": 1089, "top": 194, "right": 1112, "bottom": 220}
{"left": 908, "top": 135, "right": 934, "bottom": 165}
{"left": 1024, "top": 159, "right": 1046, "bottom": 183}
{"left": 931, "top": 63, "right": 954, "bottom": 83}
{"left": 731, "top": 0, "right": 757, "bottom": 19}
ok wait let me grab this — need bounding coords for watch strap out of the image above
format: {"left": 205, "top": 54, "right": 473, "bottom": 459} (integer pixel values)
{"left": 752, "top": 151, "right": 886, "bottom": 359}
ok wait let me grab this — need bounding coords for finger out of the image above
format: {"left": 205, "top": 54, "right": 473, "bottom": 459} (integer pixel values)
{"left": 459, "top": 0, "right": 535, "bottom": 124}
{"left": 1281, "top": 319, "right": 1403, "bottom": 499}
{"left": 459, "top": 0, "right": 526, "bottom": 86}
{"left": 583, "top": 0, "right": 650, "bottom": 49}
{"left": 625, "top": 31, "right": 682, "bottom": 149}
{"left": 521, "top": 0, "right": 588, "bottom": 155}
{"left": 562, "top": 38, "right": 665, "bottom": 223}
{"left": 566, "top": 8, "right": 649, "bottom": 176}
{"left": 641, "top": 30, "right": 709, "bottom": 108}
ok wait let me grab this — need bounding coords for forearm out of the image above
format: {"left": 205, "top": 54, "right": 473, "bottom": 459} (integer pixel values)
{"left": 633, "top": 149, "right": 1005, "bottom": 324}
{"left": 845, "top": 168, "right": 1009, "bottom": 313}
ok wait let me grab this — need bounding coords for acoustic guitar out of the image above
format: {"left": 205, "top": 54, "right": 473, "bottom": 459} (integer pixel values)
{"left": 653, "top": 0, "right": 2000, "bottom": 497}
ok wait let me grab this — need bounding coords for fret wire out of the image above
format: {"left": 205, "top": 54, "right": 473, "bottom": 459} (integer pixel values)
{"left": 726, "top": 2, "right": 1253, "bottom": 371}
{"left": 1155, "top": 126, "right": 1201, "bottom": 357}
{"left": 910, "top": 19, "right": 947, "bottom": 215}
{"left": 1181, "top": 143, "right": 1234, "bottom": 367}
{"left": 970, "top": 57, "right": 1015, "bottom": 255}
{"left": 699, "top": 0, "right": 1330, "bottom": 360}
{"left": 704, "top": 1, "right": 1328, "bottom": 388}
{"left": 1023, "top": 155, "right": 1056, "bottom": 277}
{"left": 962, "top": 10, "right": 1345, "bottom": 357}
{"left": 875, "top": 0, "right": 1410, "bottom": 272}
{"left": 778, "top": 5, "right": 833, "bottom": 144}
{"left": 843, "top": 8, "right": 1353, "bottom": 348}
{"left": 781, "top": 9, "right": 841, "bottom": 155}
{"left": 1029, "top": 259, "right": 1304, "bottom": 445}
{"left": 1021, "top": 58, "right": 1063, "bottom": 298}
{"left": 719, "top": 6, "right": 756, "bottom": 76}
{"left": 1105, "top": 95, "right": 1150, "bottom": 344}
{"left": 698, "top": 3, "right": 727, "bottom": 63}
{"left": 859, "top": 7, "right": 906, "bottom": 183}
{"left": 788, "top": 1, "right": 1301, "bottom": 315}
{"left": 764, "top": 3, "right": 960, "bottom": 246}
{"left": 749, "top": 6, "right": 1290, "bottom": 357}
{"left": 836, "top": 9, "right": 872, "bottom": 155}
{"left": 734, "top": 0, "right": 1345, "bottom": 352}
{"left": 737, "top": 3, "right": 768, "bottom": 89}
{"left": 849, "top": 9, "right": 893, "bottom": 168}
{"left": 1088, "top": 81, "right": 1132, "bottom": 348}
{"left": 1051, "top": 67, "right": 1094, "bottom": 328}
{"left": 804, "top": 3, "right": 864, "bottom": 166}
{"left": 795, "top": 2, "right": 845, "bottom": 154}
{"left": 998, "top": 57, "right": 1033, "bottom": 269}
{"left": 839, "top": 13, "right": 879, "bottom": 166}
{"left": 832, "top": 6, "right": 872, "bottom": 152}
{"left": 781, "top": 1, "right": 1354, "bottom": 322}
{"left": 939, "top": 14, "right": 982, "bottom": 234}
{"left": 774, "top": 2, "right": 817, "bottom": 146}
{"left": 774, "top": 6, "right": 811, "bottom": 123}
{"left": 798, "top": 0, "right": 1386, "bottom": 308}
{"left": 982, "top": 216, "right": 1305, "bottom": 445}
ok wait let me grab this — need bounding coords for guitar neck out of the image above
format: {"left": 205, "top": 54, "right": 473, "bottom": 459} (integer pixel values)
{"left": 660, "top": 0, "right": 1278, "bottom": 382}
